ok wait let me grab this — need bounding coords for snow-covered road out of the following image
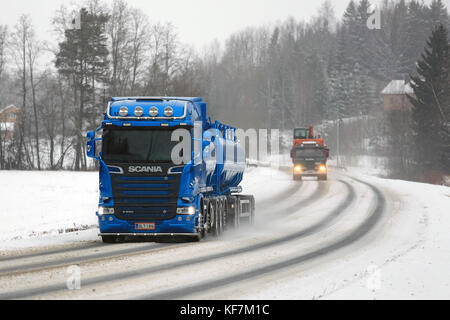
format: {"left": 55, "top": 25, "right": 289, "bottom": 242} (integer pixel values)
{"left": 0, "top": 167, "right": 449, "bottom": 299}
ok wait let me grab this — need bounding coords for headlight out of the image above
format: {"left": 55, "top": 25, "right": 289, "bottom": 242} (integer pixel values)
{"left": 164, "top": 106, "right": 173, "bottom": 117}
{"left": 294, "top": 165, "right": 302, "bottom": 173}
{"left": 319, "top": 165, "right": 327, "bottom": 173}
{"left": 176, "top": 206, "right": 195, "bottom": 215}
{"left": 119, "top": 106, "right": 128, "bottom": 117}
{"left": 149, "top": 107, "right": 158, "bottom": 117}
{"left": 134, "top": 106, "right": 144, "bottom": 117}
{"left": 98, "top": 207, "right": 114, "bottom": 216}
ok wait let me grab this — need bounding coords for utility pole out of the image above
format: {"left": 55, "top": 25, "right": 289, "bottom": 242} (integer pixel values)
{"left": 336, "top": 106, "right": 341, "bottom": 168}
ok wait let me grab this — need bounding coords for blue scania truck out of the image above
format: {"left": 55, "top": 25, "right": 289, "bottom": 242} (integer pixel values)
{"left": 87, "top": 97, "right": 255, "bottom": 243}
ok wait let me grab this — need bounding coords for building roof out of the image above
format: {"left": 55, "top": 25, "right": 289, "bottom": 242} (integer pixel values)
{"left": 0, "top": 104, "right": 18, "bottom": 114}
{"left": 381, "top": 80, "right": 414, "bottom": 95}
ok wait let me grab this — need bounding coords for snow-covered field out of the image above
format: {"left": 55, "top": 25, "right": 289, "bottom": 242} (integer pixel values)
{"left": 0, "top": 165, "right": 449, "bottom": 299}
{"left": 0, "top": 171, "right": 98, "bottom": 249}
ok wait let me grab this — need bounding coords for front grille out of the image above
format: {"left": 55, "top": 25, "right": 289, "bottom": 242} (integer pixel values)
{"left": 111, "top": 173, "right": 181, "bottom": 221}
{"left": 302, "top": 161, "right": 317, "bottom": 170}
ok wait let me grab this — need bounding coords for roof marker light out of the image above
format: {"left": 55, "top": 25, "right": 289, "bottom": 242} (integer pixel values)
{"left": 134, "top": 106, "right": 144, "bottom": 117}
{"left": 119, "top": 106, "right": 128, "bottom": 117}
{"left": 164, "top": 106, "right": 173, "bottom": 117}
{"left": 149, "top": 107, "right": 158, "bottom": 117}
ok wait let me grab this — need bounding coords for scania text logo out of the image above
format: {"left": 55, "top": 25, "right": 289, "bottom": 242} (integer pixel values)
{"left": 128, "top": 166, "right": 163, "bottom": 173}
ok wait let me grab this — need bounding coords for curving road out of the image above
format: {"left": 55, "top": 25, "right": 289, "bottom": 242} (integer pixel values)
{"left": 0, "top": 168, "right": 391, "bottom": 300}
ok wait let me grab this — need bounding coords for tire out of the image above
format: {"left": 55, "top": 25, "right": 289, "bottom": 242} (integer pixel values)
{"left": 233, "top": 198, "right": 240, "bottom": 229}
{"left": 318, "top": 175, "right": 327, "bottom": 181}
{"left": 293, "top": 175, "right": 302, "bottom": 181}
{"left": 218, "top": 200, "right": 224, "bottom": 235}
{"left": 199, "top": 200, "right": 206, "bottom": 239}
{"left": 211, "top": 200, "right": 220, "bottom": 237}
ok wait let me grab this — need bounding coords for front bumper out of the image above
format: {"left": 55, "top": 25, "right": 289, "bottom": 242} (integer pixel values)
{"left": 295, "top": 170, "right": 326, "bottom": 176}
{"left": 97, "top": 212, "right": 198, "bottom": 235}
{"left": 99, "top": 232, "right": 200, "bottom": 237}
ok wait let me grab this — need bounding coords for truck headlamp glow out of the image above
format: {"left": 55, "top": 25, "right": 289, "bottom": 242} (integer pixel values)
{"left": 98, "top": 206, "right": 114, "bottom": 216}
{"left": 119, "top": 106, "right": 128, "bottom": 117}
{"left": 164, "top": 106, "right": 174, "bottom": 117}
{"left": 149, "top": 107, "right": 158, "bottom": 117}
{"left": 319, "top": 164, "right": 327, "bottom": 173}
{"left": 176, "top": 206, "right": 195, "bottom": 215}
{"left": 134, "top": 106, "right": 144, "bottom": 117}
{"left": 294, "top": 165, "right": 302, "bottom": 173}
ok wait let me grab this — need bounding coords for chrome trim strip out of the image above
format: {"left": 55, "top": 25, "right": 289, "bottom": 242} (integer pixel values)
{"left": 167, "top": 166, "right": 185, "bottom": 175}
{"left": 229, "top": 186, "right": 243, "bottom": 193}
{"left": 107, "top": 165, "right": 124, "bottom": 174}
{"left": 106, "top": 101, "right": 188, "bottom": 120}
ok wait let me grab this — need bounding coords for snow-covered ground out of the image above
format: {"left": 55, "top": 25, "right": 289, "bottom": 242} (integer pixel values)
{"left": 0, "top": 164, "right": 449, "bottom": 299}
{"left": 0, "top": 171, "right": 99, "bottom": 250}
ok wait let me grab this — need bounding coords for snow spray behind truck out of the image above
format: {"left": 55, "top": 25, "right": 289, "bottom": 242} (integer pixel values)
{"left": 87, "top": 97, "right": 255, "bottom": 243}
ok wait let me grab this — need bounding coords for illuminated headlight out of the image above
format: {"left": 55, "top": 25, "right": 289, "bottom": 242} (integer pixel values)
{"left": 149, "top": 107, "right": 158, "bottom": 117}
{"left": 119, "top": 106, "right": 128, "bottom": 117}
{"left": 134, "top": 106, "right": 144, "bottom": 117}
{"left": 98, "top": 207, "right": 114, "bottom": 216}
{"left": 164, "top": 106, "right": 173, "bottom": 117}
{"left": 319, "top": 165, "right": 327, "bottom": 173}
{"left": 294, "top": 165, "right": 302, "bottom": 173}
{"left": 176, "top": 206, "right": 195, "bottom": 215}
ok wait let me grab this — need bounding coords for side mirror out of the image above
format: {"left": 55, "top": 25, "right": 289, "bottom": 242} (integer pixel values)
{"left": 86, "top": 130, "right": 96, "bottom": 158}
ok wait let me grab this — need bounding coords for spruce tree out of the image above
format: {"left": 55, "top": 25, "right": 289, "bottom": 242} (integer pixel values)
{"left": 55, "top": 8, "right": 109, "bottom": 170}
{"left": 409, "top": 24, "right": 450, "bottom": 172}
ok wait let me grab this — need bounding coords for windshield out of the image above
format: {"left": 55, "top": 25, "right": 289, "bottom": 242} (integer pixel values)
{"left": 294, "top": 148, "right": 325, "bottom": 159}
{"left": 102, "top": 128, "right": 182, "bottom": 163}
{"left": 294, "top": 128, "right": 308, "bottom": 139}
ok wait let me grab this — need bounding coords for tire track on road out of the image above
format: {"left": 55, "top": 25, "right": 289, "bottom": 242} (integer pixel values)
{"left": 140, "top": 177, "right": 384, "bottom": 300}
{"left": 0, "top": 242, "right": 103, "bottom": 262}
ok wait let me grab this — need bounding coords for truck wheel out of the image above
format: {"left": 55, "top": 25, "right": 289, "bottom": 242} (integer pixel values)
{"left": 199, "top": 200, "right": 206, "bottom": 239}
{"left": 218, "top": 200, "right": 224, "bottom": 234}
{"left": 293, "top": 175, "right": 302, "bottom": 181}
{"left": 233, "top": 198, "right": 240, "bottom": 229}
{"left": 318, "top": 175, "right": 327, "bottom": 181}
{"left": 211, "top": 200, "right": 220, "bottom": 237}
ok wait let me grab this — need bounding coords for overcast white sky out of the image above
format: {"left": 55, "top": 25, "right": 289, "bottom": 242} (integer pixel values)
{"left": 0, "top": 0, "right": 357, "bottom": 49}
{"left": 0, "top": 0, "right": 449, "bottom": 50}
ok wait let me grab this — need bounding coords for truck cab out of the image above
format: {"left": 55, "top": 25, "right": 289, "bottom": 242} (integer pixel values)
{"left": 292, "top": 142, "right": 328, "bottom": 181}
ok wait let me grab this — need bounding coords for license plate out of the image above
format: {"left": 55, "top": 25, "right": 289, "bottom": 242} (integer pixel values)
{"left": 135, "top": 223, "right": 155, "bottom": 230}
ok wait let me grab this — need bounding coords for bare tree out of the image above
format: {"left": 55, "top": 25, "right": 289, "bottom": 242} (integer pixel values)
{"left": 10, "top": 15, "right": 33, "bottom": 169}
{"left": 27, "top": 26, "right": 42, "bottom": 170}
{"left": 0, "top": 25, "right": 7, "bottom": 169}
{"left": 128, "top": 8, "right": 150, "bottom": 95}
{"left": 108, "top": 0, "right": 131, "bottom": 95}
